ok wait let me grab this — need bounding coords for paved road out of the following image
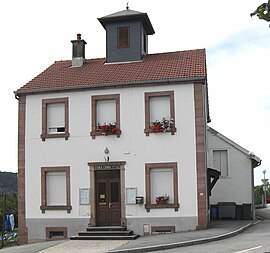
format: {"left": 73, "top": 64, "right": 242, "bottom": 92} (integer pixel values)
{"left": 158, "top": 205, "right": 270, "bottom": 253}
{"left": 256, "top": 203, "right": 270, "bottom": 220}
{"left": 159, "top": 220, "right": 270, "bottom": 253}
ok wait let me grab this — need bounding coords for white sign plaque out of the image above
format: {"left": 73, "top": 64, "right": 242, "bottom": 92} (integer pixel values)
{"left": 79, "top": 188, "right": 90, "bottom": 205}
{"left": 126, "top": 187, "right": 137, "bottom": 204}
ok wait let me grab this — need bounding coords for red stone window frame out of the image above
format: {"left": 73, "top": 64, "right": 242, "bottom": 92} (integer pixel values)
{"left": 118, "top": 27, "right": 130, "bottom": 48}
{"left": 41, "top": 97, "right": 70, "bottom": 141}
{"left": 90, "top": 94, "right": 121, "bottom": 139}
{"left": 145, "top": 162, "right": 179, "bottom": 212}
{"left": 144, "top": 91, "right": 176, "bottom": 136}
{"left": 46, "top": 227, "right": 67, "bottom": 241}
{"left": 40, "top": 166, "right": 72, "bottom": 213}
{"left": 151, "top": 226, "right": 175, "bottom": 234}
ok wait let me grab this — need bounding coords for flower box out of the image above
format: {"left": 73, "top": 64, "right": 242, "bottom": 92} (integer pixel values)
{"left": 156, "top": 194, "right": 169, "bottom": 204}
{"left": 156, "top": 199, "right": 168, "bottom": 205}
{"left": 97, "top": 122, "right": 119, "bottom": 135}
{"left": 150, "top": 118, "right": 174, "bottom": 133}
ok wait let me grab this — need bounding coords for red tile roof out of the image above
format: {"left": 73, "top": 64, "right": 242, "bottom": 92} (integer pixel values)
{"left": 16, "top": 49, "right": 206, "bottom": 94}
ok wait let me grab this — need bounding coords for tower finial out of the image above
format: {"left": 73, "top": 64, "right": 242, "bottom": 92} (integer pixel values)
{"left": 126, "top": 1, "right": 129, "bottom": 10}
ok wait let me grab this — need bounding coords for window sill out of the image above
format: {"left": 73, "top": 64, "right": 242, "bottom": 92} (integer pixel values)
{"left": 41, "top": 132, "right": 70, "bottom": 141}
{"left": 40, "top": 205, "right": 72, "bottom": 213}
{"left": 144, "top": 127, "right": 177, "bottom": 137}
{"left": 145, "top": 203, "right": 179, "bottom": 212}
{"left": 90, "top": 130, "right": 122, "bottom": 139}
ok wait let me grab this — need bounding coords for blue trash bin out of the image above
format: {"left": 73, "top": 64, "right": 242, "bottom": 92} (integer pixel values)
{"left": 210, "top": 207, "right": 218, "bottom": 220}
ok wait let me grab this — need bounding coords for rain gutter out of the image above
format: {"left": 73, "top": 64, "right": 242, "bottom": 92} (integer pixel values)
{"left": 14, "top": 77, "right": 206, "bottom": 96}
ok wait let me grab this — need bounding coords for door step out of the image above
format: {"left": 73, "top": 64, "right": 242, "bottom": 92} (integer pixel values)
{"left": 70, "top": 226, "right": 139, "bottom": 240}
{"left": 87, "top": 226, "right": 126, "bottom": 231}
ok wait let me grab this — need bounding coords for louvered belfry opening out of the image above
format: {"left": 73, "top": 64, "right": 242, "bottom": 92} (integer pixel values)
{"left": 118, "top": 27, "right": 130, "bottom": 48}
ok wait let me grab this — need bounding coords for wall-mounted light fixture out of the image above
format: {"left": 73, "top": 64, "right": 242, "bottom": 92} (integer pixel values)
{"left": 104, "top": 147, "right": 109, "bottom": 154}
{"left": 104, "top": 147, "right": 110, "bottom": 162}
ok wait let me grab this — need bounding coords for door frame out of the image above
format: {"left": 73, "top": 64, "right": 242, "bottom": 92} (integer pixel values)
{"left": 88, "top": 161, "right": 126, "bottom": 227}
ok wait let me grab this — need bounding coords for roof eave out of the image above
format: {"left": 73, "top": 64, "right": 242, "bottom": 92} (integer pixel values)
{"left": 98, "top": 13, "right": 155, "bottom": 35}
{"left": 14, "top": 77, "right": 206, "bottom": 96}
{"left": 207, "top": 126, "right": 262, "bottom": 166}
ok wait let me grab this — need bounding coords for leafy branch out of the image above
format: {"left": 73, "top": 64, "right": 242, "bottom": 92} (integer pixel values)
{"left": 251, "top": 0, "right": 270, "bottom": 25}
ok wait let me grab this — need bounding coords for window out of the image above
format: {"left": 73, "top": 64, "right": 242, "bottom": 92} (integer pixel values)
{"left": 144, "top": 91, "right": 176, "bottom": 136}
{"left": 90, "top": 94, "right": 121, "bottom": 139}
{"left": 213, "top": 150, "right": 228, "bottom": 177}
{"left": 41, "top": 98, "right": 69, "bottom": 141}
{"left": 97, "top": 99, "right": 116, "bottom": 125}
{"left": 118, "top": 27, "right": 130, "bottom": 48}
{"left": 46, "top": 227, "right": 67, "bottom": 240}
{"left": 40, "top": 167, "right": 72, "bottom": 213}
{"left": 151, "top": 168, "right": 173, "bottom": 203}
{"left": 145, "top": 162, "right": 179, "bottom": 212}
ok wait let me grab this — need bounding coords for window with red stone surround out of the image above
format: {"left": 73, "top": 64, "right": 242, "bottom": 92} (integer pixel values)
{"left": 41, "top": 97, "right": 69, "bottom": 141}
{"left": 46, "top": 227, "right": 67, "bottom": 240}
{"left": 151, "top": 226, "right": 175, "bottom": 234}
{"left": 40, "top": 166, "right": 72, "bottom": 213}
{"left": 144, "top": 91, "right": 176, "bottom": 136}
{"left": 118, "top": 27, "right": 130, "bottom": 48}
{"left": 90, "top": 94, "right": 121, "bottom": 139}
{"left": 145, "top": 162, "right": 179, "bottom": 212}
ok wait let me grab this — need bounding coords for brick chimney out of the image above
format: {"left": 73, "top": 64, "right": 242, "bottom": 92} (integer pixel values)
{"left": 71, "top": 34, "right": 87, "bottom": 67}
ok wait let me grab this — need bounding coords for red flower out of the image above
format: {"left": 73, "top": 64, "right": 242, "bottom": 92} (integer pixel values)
{"left": 97, "top": 122, "right": 119, "bottom": 135}
{"left": 150, "top": 118, "right": 173, "bottom": 133}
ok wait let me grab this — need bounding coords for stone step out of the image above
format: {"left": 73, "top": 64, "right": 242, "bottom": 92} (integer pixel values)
{"left": 78, "top": 230, "right": 133, "bottom": 236}
{"left": 70, "top": 234, "right": 139, "bottom": 240}
{"left": 70, "top": 226, "right": 139, "bottom": 240}
{"left": 86, "top": 226, "right": 126, "bottom": 232}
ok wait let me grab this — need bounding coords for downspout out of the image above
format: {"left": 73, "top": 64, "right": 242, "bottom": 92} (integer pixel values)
{"left": 250, "top": 155, "right": 262, "bottom": 219}
{"left": 14, "top": 91, "right": 19, "bottom": 100}
{"left": 251, "top": 166, "right": 256, "bottom": 219}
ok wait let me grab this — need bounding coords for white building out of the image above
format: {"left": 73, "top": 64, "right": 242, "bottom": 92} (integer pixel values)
{"left": 15, "top": 8, "right": 260, "bottom": 244}
{"left": 207, "top": 127, "right": 261, "bottom": 219}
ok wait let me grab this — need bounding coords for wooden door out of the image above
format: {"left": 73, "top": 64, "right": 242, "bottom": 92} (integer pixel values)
{"left": 96, "top": 171, "right": 121, "bottom": 226}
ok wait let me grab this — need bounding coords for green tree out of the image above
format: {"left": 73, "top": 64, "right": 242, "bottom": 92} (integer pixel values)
{"left": 251, "top": 0, "right": 270, "bottom": 24}
{"left": 0, "top": 171, "right": 18, "bottom": 231}
{"left": 0, "top": 191, "right": 18, "bottom": 231}
{"left": 0, "top": 172, "right": 17, "bottom": 193}
{"left": 254, "top": 185, "right": 264, "bottom": 205}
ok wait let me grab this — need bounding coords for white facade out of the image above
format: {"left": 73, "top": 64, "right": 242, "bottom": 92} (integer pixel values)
{"left": 207, "top": 127, "right": 260, "bottom": 207}
{"left": 24, "top": 83, "right": 201, "bottom": 240}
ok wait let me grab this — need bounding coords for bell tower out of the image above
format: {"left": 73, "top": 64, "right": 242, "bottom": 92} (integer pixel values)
{"left": 98, "top": 8, "right": 155, "bottom": 63}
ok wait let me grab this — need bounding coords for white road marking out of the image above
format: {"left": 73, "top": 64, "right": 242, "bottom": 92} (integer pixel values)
{"left": 234, "top": 246, "right": 263, "bottom": 253}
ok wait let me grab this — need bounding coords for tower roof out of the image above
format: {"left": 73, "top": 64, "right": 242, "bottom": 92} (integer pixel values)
{"left": 98, "top": 9, "right": 155, "bottom": 35}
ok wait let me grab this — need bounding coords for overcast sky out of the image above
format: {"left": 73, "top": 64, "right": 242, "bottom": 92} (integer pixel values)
{"left": 1, "top": 0, "right": 269, "bottom": 185}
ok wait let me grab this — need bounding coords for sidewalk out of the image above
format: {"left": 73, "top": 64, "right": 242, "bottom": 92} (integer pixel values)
{"left": 0, "top": 220, "right": 259, "bottom": 253}
{"left": 110, "top": 220, "right": 259, "bottom": 253}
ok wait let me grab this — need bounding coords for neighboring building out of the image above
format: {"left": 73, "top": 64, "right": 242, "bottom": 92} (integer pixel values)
{"left": 207, "top": 127, "right": 261, "bottom": 219}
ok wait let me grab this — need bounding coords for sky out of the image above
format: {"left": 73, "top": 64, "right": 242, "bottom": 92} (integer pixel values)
{"left": 0, "top": 0, "right": 269, "bottom": 186}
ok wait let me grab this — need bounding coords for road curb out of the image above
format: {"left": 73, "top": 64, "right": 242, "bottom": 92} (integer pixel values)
{"left": 108, "top": 221, "right": 260, "bottom": 253}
